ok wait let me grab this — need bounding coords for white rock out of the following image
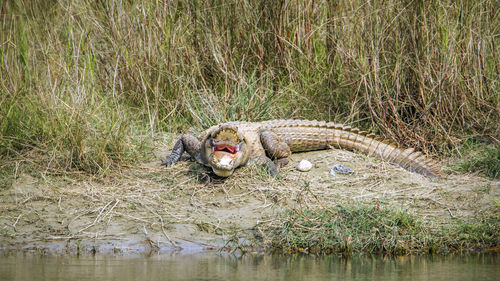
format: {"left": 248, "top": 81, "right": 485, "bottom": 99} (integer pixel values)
{"left": 297, "top": 160, "right": 313, "bottom": 172}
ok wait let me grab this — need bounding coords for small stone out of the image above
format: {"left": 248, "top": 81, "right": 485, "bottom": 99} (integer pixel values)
{"left": 297, "top": 160, "right": 313, "bottom": 172}
{"left": 329, "top": 164, "right": 354, "bottom": 177}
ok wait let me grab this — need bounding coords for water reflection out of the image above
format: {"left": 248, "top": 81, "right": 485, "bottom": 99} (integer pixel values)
{"left": 0, "top": 253, "right": 498, "bottom": 281}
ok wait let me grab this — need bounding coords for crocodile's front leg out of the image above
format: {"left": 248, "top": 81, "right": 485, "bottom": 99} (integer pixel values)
{"left": 248, "top": 156, "right": 279, "bottom": 177}
{"left": 259, "top": 129, "right": 291, "bottom": 168}
{"left": 161, "top": 134, "right": 202, "bottom": 166}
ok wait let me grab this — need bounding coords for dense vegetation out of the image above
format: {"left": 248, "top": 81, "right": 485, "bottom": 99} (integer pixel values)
{"left": 0, "top": 0, "right": 498, "bottom": 176}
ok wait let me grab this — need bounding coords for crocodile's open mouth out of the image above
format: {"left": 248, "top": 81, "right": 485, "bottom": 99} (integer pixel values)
{"left": 213, "top": 144, "right": 239, "bottom": 155}
{"left": 211, "top": 142, "right": 240, "bottom": 166}
{"left": 210, "top": 143, "right": 239, "bottom": 176}
{"left": 208, "top": 127, "right": 244, "bottom": 175}
{"left": 210, "top": 127, "right": 241, "bottom": 159}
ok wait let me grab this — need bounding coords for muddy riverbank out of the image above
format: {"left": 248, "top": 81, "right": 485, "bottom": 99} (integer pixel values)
{"left": 1, "top": 146, "right": 498, "bottom": 255}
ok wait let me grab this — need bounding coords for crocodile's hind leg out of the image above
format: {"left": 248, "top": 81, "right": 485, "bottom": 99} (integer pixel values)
{"left": 259, "top": 130, "right": 291, "bottom": 168}
{"left": 161, "top": 134, "right": 201, "bottom": 166}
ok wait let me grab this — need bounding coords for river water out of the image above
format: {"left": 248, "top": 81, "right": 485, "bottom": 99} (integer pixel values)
{"left": 0, "top": 252, "right": 498, "bottom": 281}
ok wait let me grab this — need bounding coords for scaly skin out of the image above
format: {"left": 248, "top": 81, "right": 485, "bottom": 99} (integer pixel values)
{"left": 161, "top": 119, "right": 442, "bottom": 178}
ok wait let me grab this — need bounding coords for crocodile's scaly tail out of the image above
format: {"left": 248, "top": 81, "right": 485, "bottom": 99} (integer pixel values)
{"left": 334, "top": 126, "right": 442, "bottom": 178}
{"left": 266, "top": 120, "right": 442, "bottom": 178}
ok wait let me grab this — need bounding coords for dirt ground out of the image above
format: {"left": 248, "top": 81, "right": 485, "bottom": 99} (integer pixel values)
{"left": 1, "top": 140, "right": 498, "bottom": 255}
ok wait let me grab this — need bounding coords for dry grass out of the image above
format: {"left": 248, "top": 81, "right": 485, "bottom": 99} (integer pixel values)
{"left": 0, "top": 0, "right": 498, "bottom": 181}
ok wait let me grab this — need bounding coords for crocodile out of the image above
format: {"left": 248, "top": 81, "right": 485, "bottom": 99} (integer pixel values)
{"left": 161, "top": 119, "right": 442, "bottom": 178}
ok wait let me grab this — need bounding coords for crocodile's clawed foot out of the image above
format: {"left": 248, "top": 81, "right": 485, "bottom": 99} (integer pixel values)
{"left": 160, "top": 156, "right": 175, "bottom": 167}
{"left": 275, "top": 158, "right": 289, "bottom": 168}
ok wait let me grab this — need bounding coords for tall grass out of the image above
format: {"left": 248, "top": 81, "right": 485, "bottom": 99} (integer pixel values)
{"left": 0, "top": 0, "right": 498, "bottom": 176}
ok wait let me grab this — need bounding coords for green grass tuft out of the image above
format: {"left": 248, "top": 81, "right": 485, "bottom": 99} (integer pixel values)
{"left": 268, "top": 204, "right": 500, "bottom": 255}
{"left": 451, "top": 214, "right": 500, "bottom": 249}
{"left": 453, "top": 142, "right": 500, "bottom": 179}
{"left": 272, "top": 204, "right": 430, "bottom": 254}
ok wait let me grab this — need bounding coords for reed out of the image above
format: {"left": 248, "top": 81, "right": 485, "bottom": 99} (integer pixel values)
{"left": 0, "top": 0, "right": 497, "bottom": 176}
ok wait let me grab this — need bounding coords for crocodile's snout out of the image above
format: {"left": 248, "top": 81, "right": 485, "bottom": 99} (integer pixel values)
{"left": 206, "top": 125, "right": 247, "bottom": 176}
